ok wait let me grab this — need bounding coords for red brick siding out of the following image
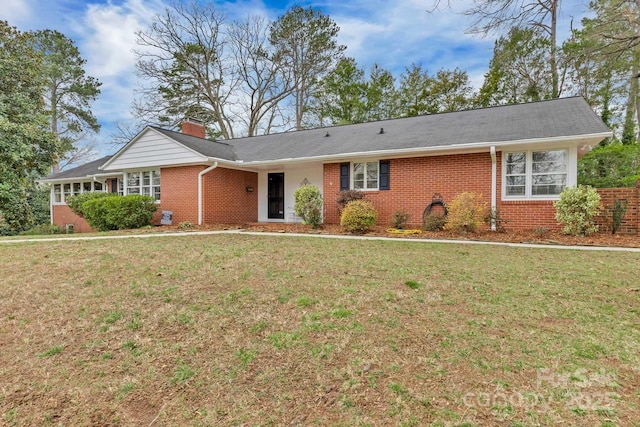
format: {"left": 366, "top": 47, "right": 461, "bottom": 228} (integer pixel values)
{"left": 595, "top": 183, "right": 639, "bottom": 235}
{"left": 323, "top": 152, "right": 572, "bottom": 230}
{"left": 203, "top": 168, "right": 258, "bottom": 224}
{"left": 52, "top": 205, "right": 93, "bottom": 233}
{"left": 157, "top": 166, "right": 259, "bottom": 225}
{"left": 324, "top": 153, "right": 494, "bottom": 228}
{"left": 159, "top": 166, "right": 202, "bottom": 224}
{"left": 181, "top": 121, "right": 206, "bottom": 138}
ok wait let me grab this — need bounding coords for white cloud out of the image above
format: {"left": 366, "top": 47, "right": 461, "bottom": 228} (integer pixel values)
{"left": 81, "top": 0, "right": 161, "bottom": 78}
{"left": 331, "top": 0, "right": 491, "bottom": 81}
{"left": 3, "top": 0, "right": 33, "bottom": 25}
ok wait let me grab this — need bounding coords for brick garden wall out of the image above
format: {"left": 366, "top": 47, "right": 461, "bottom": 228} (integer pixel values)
{"left": 595, "top": 181, "right": 639, "bottom": 235}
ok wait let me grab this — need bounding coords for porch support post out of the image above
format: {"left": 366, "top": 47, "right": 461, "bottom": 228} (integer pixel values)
{"left": 490, "top": 146, "right": 497, "bottom": 231}
{"left": 198, "top": 162, "right": 218, "bottom": 225}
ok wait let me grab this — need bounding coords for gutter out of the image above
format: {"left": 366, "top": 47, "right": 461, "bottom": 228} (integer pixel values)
{"left": 490, "top": 146, "right": 497, "bottom": 231}
{"left": 198, "top": 162, "right": 218, "bottom": 225}
{"left": 237, "top": 132, "right": 612, "bottom": 167}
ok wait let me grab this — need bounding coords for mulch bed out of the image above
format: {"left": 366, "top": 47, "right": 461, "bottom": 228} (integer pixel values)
{"left": 156, "top": 222, "right": 640, "bottom": 248}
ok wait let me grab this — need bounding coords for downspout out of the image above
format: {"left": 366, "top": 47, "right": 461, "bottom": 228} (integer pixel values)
{"left": 198, "top": 162, "right": 218, "bottom": 225}
{"left": 490, "top": 146, "right": 497, "bottom": 231}
{"left": 49, "top": 184, "right": 54, "bottom": 225}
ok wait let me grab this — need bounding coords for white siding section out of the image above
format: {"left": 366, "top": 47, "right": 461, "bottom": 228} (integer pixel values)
{"left": 258, "top": 163, "right": 324, "bottom": 223}
{"left": 105, "top": 130, "right": 207, "bottom": 170}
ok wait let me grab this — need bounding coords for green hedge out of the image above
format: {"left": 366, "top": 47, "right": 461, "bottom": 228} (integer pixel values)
{"left": 578, "top": 144, "right": 640, "bottom": 188}
{"left": 81, "top": 195, "right": 158, "bottom": 231}
{"left": 67, "top": 192, "right": 117, "bottom": 217}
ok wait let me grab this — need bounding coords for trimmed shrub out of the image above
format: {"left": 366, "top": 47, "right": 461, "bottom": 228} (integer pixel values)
{"left": 444, "top": 192, "right": 488, "bottom": 234}
{"left": 336, "top": 190, "right": 365, "bottom": 212}
{"left": 391, "top": 210, "right": 410, "bottom": 229}
{"left": 294, "top": 185, "right": 323, "bottom": 228}
{"left": 554, "top": 185, "right": 601, "bottom": 236}
{"left": 340, "top": 200, "right": 377, "bottom": 233}
{"left": 422, "top": 213, "right": 446, "bottom": 231}
{"left": 178, "top": 221, "right": 194, "bottom": 230}
{"left": 67, "top": 192, "right": 116, "bottom": 217}
{"left": 82, "top": 195, "right": 158, "bottom": 231}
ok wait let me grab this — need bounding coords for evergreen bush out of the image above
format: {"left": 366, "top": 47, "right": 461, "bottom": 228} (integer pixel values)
{"left": 67, "top": 192, "right": 116, "bottom": 217}
{"left": 554, "top": 185, "right": 601, "bottom": 236}
{"left": 82, "top": 195, "right": 157, "bottom": 231}
{"left": 293, "top": 185, "right": 323, "bottom": 228}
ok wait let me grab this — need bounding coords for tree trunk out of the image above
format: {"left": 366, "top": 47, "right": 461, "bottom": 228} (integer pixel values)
{"left": 550, "top": 0, "right": 559, "bottom": 98}
{"left": 622, "top": 67, "right": 638, "bottom": 144}
{"left": 51, "top": 85, "right": 60, "bottom": 175}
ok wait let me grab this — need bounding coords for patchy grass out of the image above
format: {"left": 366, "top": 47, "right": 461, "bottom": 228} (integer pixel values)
{"left": 0, "top": 234, "right": 639, "bottom": 425}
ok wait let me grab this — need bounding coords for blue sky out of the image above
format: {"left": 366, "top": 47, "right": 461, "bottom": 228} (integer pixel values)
{"left": 4, "top": 0, "right": 593, "bottom": 160}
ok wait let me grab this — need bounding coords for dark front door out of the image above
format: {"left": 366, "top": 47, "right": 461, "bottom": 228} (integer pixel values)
{"left": 268, "top": 173, "right": 285, "bottom": 219}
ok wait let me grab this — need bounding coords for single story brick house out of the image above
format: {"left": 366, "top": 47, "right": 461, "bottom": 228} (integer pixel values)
{"left": 41, "top": 97, "right": 611, "bottom": 232}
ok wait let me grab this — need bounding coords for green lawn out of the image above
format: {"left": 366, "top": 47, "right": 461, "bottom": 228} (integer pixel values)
{"left": 1, "top": 234, "right": 639, "bottom": 426}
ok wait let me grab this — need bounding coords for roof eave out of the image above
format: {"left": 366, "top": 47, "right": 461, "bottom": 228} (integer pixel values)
{"left": 238, "top": 132, "right": 612, "bottom": 166}
{"left": 99, "top": 127, "right": 218, "bottom": 171}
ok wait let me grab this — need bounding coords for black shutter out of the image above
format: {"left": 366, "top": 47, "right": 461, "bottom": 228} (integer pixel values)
{"left": 340, "top": 163, "right": 350, "bottom": 191}
{"left": 379, "top": 160, "right": 390, "bottom": 190}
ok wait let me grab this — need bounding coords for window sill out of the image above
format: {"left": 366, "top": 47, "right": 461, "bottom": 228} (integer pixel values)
{"left": 501, "top": 197, "right": 558, "bottom": 204}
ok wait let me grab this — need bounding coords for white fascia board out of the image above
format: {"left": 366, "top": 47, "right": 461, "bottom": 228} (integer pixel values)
{"left": 38, "top": 172, "right": 125, "bottom": 184}
{"left": 238, "top": 132, "right": 612, "bottom": 166}
{"left": 91, "top": 172, "right": 124, "bottom": 177}
{"left": 99, "top": 127, "right": 210, "bottom": 171}
{"left": 38, "top": 176, "right": 95, "bottom": 184}
{"left": 129, "top": 157, "right": 241, "bottom": 171}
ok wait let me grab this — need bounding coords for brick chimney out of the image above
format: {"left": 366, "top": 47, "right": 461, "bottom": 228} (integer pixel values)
{"left": 181, "top": 118, "right": 206, "bottom": 139}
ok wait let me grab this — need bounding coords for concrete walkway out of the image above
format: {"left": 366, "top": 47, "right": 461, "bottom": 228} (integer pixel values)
{"left": 2, "top": 229, "right": 640, "bottom": 252}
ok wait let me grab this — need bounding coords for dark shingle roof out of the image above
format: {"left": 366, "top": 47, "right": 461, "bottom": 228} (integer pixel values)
{"left": 150, "top": 127, "right": 237, "bottom": 161}
{"left": 42, "top": 97, "right": 610, "bottom": 182}
{"left": 227, "top": 97, "right": 610, "bottom": 162}
{"left": 44, "top": 156, "right": 115, "bottom": 180}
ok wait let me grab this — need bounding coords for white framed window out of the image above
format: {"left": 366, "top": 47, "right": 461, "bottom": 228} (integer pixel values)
{"left": 53, "top": 184, "right": 62, "bottom": 203}
{"left": 504, "top": 149, "right": 568, "bottom": 198}
{"left": 353, "top": 161, "right": 379, "bottom": 190}
{"left": 124, "top": 170, "right": 160, "bottom": 201}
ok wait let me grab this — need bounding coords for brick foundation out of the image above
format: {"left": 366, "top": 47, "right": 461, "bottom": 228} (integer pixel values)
{"left": 51, "top": 205, "right": 93, "bottom": 233}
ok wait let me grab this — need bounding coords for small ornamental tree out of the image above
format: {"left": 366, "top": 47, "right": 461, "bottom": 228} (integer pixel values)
{"left": 340, "top": 199, "right": 377, "bottom": 233}
{"left": 293, "top": 185, "right": 323, "bottom": 228}
{"left": 336, "top": 190, "right": 365, "bottom": 212}
{"left": 554, "top": 185, "right": 601, "bottom": 236}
